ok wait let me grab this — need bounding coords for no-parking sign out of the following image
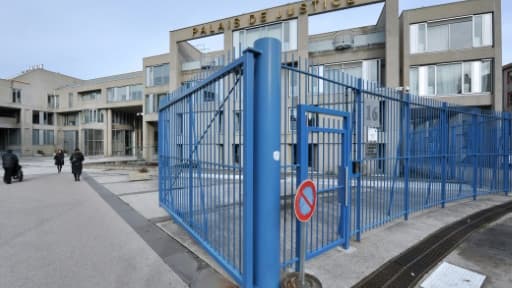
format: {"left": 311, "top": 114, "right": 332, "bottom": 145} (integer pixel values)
{"left": 294, "top": 179, "right": 317, "bottom": 222}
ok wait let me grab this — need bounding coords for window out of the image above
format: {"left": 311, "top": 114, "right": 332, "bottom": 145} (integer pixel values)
{"left": 218, "top": 111, "right": 224, "bottom": 133}
{"left": 43, "top": 130, "right": 54, "bottom": 145}
{"left": 473, "top": 14, "right": 493, "bottom": 47}
{"left": 324, "top": 61, "right": 364, "bottom": 79}
{"left": 31, "top": 129, "right": 53, "bottom": 145}
{"left": 68, "top": 93, "right": 73, "bottom": 108}
{"left": 82, "top": 109, "right": 104, "bottom": 124}
{"left": 203, "top": 90, "right": 215, "bottom": 102}
{"left": 176, "top": 113, "right": 183, "bottom": 135}
{"left": 48, "top": 94, "right": 59, "bottom": 109}
{"left": 436, "top": 63, "right": 461, "bottom": 95}
{"left": 176, "top": 144, "right": 183, "bottom": 162}
{"left": 112, "top": 111, "right": 135, "bottom": 125}
{"left": 234, "top": 111, "right": 241, "bottom": 132}
{"left": 83, "top": 129, "right": 104, "bottom": 155}
{"left": 233, "top": 144, "right": 241, "bottom": 165}
{"left": 32, "top": 112, "right": 54, "bottom": 126}
{"left": 12, "top": 88, "right": 21, "bottom": 103}
{"left": 379, "top": 101, "right": 386, "bottom": 131}
{"left": 410, "top": 14, "right": 492, "bottom": 54}
{"left": 307, "top": 112, "right": 319, "bottom": 127}
{"left": 79, "top": 90, "right": 100, "bottom": 101}
{"left": 107, "top": 84, "right": 143, "bottom": 102}
{"left": 289, "top": 108, "right": 297, "bottom": 131}
{"left": 410, "top": 59, "right": 492, "bottom": 96}
{"left": 32, "top": 111, "right": 40, "bottom": 124}
{"left": 62, "top": 113, "right": 78, "bottom": 126}
{"left": 43, "top": 112, "right": 54, "bottom": 125}
{"left": 233, "top": 19, "right": 297, "bottom": 57}
{"left": 32, "top": 129, "right": 40, "bottom": 145}
{"left": 146, "top": 64, "right": 170, "bottom": 87}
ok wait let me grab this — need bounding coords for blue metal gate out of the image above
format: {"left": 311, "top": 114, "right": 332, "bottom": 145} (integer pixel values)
{"left": 160, "top": 38, "right": 512, "bottom": 288}
{"left": 296, "top": 105, "right": 352, "bottom": 260}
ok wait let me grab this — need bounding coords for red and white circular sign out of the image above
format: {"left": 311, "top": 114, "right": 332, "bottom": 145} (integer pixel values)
{"left": 294, "top": 179, "right": 317, "bottom": 222}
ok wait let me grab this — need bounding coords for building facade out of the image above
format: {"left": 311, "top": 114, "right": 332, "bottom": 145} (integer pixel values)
{"left": 0, "top": 0, "right": 503, "bottom": 160}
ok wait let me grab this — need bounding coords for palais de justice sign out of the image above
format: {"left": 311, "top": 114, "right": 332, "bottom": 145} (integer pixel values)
{"left": 191, "top": 0, "right": 359, "bottom": 38}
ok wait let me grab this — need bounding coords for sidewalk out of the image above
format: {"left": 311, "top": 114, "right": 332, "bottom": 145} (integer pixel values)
{"left": 0, "top": 171, "right": 187, "bottom": 288}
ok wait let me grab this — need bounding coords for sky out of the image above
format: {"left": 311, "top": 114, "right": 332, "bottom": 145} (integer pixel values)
{"left": 0, "top": 0, "right": 510, "bottom": 80}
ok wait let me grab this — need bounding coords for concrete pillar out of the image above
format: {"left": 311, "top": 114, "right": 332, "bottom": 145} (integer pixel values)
{"left": 104, "top": 109, "right": 112, "bottom": 156}
{"left": 142, "top": 119, "right": 149, "bottom": 160}
{"left": 492, "top": 0, "right": 503, "bottom": 111}
{"left": 384, "top": 0, "right": 399, "bottom": 88}
{"left": 169, "top": 33, "right": 180, "bottom": 92}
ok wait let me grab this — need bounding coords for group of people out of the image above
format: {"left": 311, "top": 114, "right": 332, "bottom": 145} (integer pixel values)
{"left": 54, "top": 148, "right": 85, "bottom": 181}
{"left": 2, "top": 148, "right": 85, "bottom": 184}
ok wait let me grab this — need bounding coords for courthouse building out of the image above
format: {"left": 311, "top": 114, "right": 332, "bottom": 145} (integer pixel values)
{"left": 0, "top": 0, "right": 502, "bottom": 161}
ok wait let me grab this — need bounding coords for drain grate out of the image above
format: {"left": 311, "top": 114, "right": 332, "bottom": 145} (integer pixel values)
{"left": 353, "top": 200, "right": 512, "bottom": 288}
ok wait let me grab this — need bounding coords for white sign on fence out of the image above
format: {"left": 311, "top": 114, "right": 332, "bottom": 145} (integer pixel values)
{"left": 367, "top": 127, "right": 378, "bottom": 143}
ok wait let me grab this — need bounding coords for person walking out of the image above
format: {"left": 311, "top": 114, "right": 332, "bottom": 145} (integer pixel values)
{"left": 54, "top": 149, "right": 65, "bottom": 173}
{"left": 69, "top": 148, "right": 85, "bottom": 181}
{"left": 2, "top": 150, "right": 19, "bottom": 184}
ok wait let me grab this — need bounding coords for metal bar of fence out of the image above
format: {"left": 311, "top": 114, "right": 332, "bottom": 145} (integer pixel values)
{"left": 403, "top": 93, "right": 411, "bottom": 220}
{"left": 504, "top": 113, "right": 511, "bottom": 196}
{"left": 472, "top": 110, "right": 478, "bottom": 200}
{"left": 242, "top": 48, "right": 256, "bottom": 288}
{"left": 441, "top": 103, "right": 448, "bottom": 208}
{"left": 355, "top": 78, "right": 363, "bottom": 241}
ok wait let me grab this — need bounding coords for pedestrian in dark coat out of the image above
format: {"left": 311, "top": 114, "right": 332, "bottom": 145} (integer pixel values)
{"left": 2, "top": 150, "right": 19, "bottom": 184}
{"left": 69, "top": 148, "right": 85, "bottom": 181}
{"left": 54, "top": 149, "right": 65, "bottom": 173}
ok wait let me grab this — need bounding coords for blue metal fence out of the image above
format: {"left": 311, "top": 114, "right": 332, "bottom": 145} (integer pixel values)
{"left": 159, "top": 55, "right": 250, "bottom": 285}
{"left": 160, "top": 39, "right": 512, "bottom": 287}
{"left": 278, "top": 57, "right": 512, "bottom": 269}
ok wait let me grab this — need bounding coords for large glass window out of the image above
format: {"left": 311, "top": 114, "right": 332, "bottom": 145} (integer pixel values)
{"left": 31, "top": 129, "right": 53, "bottom": 145}
{"left": 146, "top": 64, "right": 169, "bottom": 87}
{"left": 450, "top": 20, "right": 472, "bottom": 50}
{"left": 82, "top": 109, "right": 104, "bottom": 124}
{"left": 83, "top": 129, "right": 104, "bottom": 156}
{"left": 233, "top": 19, "right": 297, "bottom": 57}
{"left": 112, "top": 112, "right": 135, "bottom": 125}
{"left": 79, "top": 90, "right": 100, "bottom": 101}
{"left": 437, "top": 63, "right": 462, "bottom": 95}
{"left": 107, "top": 84, "right": 143, "bottom": 102}
{"left": 145, "top": 93, "right": 166, "bottom": 114}
{"left": 410, "top": 59, "right": 492, "bottom": 96}
{"left": 61, "top": 113, "right": 78, "bottom": 126}
{"left": 427, "top": 23, "right": 449, "bottom": 52}
{"left": 410, "top": 14, "right": 492, "bottom": 54}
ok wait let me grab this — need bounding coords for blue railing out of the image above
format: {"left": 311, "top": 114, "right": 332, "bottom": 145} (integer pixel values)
{"left": 159, "top": 54, "right": 249, "bottom": 284}
{"left": 160, "top": 39, "right": 512, "bottom": 287}
{"left": 279, "top": 57, "right": 512, "bottom": 268}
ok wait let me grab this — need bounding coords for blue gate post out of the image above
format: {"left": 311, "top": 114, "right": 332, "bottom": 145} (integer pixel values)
{"left": 355, "top": 78, "right": 363, "bottom": 241}
{"left": 440, "top": 103, "right": 448, "bottom": 208}
{"left": 471, "top": 109, "right": 479, "bottom": 200}
{"left": 504, "top": 112, "right": 511, "bottom": 196}
{"left": 242, "top": 49, "right": 257, "bottom": 288}
{"left": 253, "top": 38, "right": 281, "bottom": 288}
